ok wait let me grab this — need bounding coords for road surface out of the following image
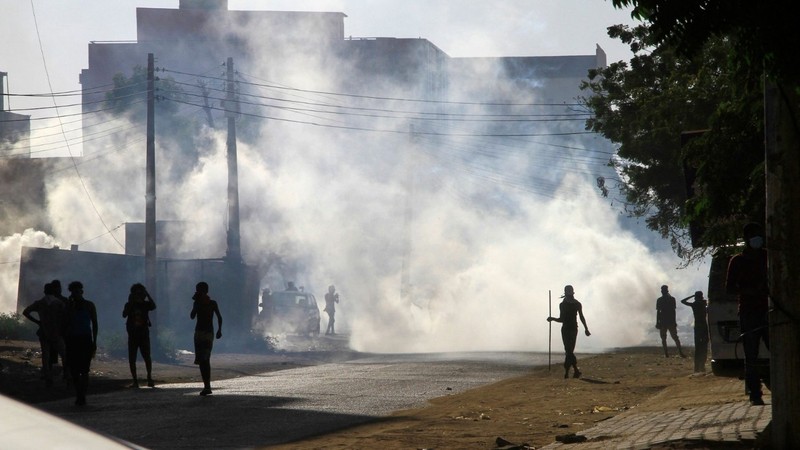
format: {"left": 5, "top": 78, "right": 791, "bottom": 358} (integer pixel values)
{"left": 34, "top": 352, "right": 546, "bottom": 449}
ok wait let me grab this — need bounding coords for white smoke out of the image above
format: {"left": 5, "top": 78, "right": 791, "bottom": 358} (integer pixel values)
{"left": 0, "top": 229, "right": 61, "bottom": 312}
{"left": 3, "top": 6, "right": 708, "bottom": 356}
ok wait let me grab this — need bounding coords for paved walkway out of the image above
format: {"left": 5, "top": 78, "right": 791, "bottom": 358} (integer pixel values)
{"left": 542, "top": 378, "right": 771, "bottom": 449}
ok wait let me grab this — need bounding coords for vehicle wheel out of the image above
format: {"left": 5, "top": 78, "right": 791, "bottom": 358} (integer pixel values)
{"left": 711, "top": 360, "right": 724, "bottom": 376}
{"left": 711, "top": 359, "right": 743, "bottom": 377}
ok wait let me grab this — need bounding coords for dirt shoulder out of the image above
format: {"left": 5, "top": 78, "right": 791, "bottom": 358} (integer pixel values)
{"left": 1, "top": 341, "right": 750, "bottom": 449}
{"left": 267, "top": 347, "right": 751, "bottom": 450}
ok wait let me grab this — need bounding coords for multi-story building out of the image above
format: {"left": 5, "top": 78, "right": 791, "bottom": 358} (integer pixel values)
{"left": 18, "top": 0, "right": 609, "bottom": 346}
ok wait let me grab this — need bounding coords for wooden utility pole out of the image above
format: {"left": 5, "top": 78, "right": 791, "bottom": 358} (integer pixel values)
{"left": 225, "top": 56, "right": 241, "bottom": 263}
{"left": 145, "top": 53, "right": 157, "bottom": 315}
{"left": 764, "top": 80, "right": 800, "bottom": 448}
{"left": 222, "top": 56, "right": 246, "bottom": 339}
{"left": 400, "top": 124, "right": 417, "bottom": 301}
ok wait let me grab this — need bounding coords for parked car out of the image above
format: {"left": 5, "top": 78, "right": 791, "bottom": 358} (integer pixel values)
{"left": 257, "top": 289, "right": 320, "bottom": 335}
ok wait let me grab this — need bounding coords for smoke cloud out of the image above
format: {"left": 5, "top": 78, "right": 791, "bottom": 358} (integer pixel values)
{"left": 0, "top": 229, "right": 61, "bottom": 312}
{"left": 2, "top": 8, "right": 709, "bottom": 355}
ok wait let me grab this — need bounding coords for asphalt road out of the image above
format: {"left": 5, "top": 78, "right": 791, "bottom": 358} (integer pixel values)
{"left": 34, "top": 352, "right": 546, "bottom": 449}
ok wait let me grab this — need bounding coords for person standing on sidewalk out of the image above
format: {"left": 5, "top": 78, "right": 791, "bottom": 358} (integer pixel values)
{"left": 656, "top": 285, "right": 686, "bottom": 358}
{"left": 725, "top": 222, "right": 770, "bottom": 406}
{"left": 190, "top": 282, "right": 222, "bottom": 396}
{"left": 547, "top": 285, "right": 591, "bottom": 379}
{"left": 65, "top": 281, "right": 98, "bottom": 406}
{"left": 122, "top": 283, "right": 157, "bottom": 388}
{"left": 681, "top": 291, "right": 709, "bottom": 372}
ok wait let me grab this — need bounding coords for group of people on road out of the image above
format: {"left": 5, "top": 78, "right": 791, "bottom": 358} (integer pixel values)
{"left": 547, "top": 223, "right": 769, "bottom": 406}
{"left": 24, "top": 279, "right": 224, "bottom": 405}
{"left": 23, "top": 280, "right": 98, "bottom": 405}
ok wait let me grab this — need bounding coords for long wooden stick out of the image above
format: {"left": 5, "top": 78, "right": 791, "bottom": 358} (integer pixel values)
{"left": 548, "top": 289, "right": 552, "bottom": 371}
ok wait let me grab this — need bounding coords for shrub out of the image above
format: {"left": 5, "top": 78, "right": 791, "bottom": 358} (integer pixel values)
{"left": 0, "top": 312, "right": 39, "bottom": 340}
{"left": 155, "top": 328, "right": 178, "bottom": 363}
{"left": 99, "top": 331, "right": 128, "bottom": 358}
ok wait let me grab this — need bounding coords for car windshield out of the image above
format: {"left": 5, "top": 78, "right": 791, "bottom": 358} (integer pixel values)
{"left": 272, "top": 292, "right": 315, "bottom": 309}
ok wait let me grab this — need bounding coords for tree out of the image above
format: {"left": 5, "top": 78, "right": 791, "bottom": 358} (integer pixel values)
{"left": 105, "top": 66, "right": 205, "bottom": 181}
{"left": 580, "top": 25, "right": 763, "bottom": 260}
{"left": 610, "top": 1, "right": 800, "bottom": 447}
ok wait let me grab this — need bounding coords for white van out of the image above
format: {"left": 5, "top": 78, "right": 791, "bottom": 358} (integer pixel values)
{"left": 707, "top": 250, "right": 770, "bottom": 375}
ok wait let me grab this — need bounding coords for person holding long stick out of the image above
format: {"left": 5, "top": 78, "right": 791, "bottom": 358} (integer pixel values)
{"left": 547, "top": 285, "right": 591, "bottom": 379}
{"left": 548, "top": 290, "right": 552, "bottom": 371}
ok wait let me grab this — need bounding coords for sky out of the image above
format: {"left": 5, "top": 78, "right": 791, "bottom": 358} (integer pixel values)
{"left": 0, "top": 1, "right": 716, "bottom": 355}
{"left": 1, "top": 0, "right": 640, "bottom": 120}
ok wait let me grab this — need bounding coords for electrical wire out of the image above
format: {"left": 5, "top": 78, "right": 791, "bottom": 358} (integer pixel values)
{"left": 29, "top": 0, "right": 124, "bottom": 251}
{"left": 163, "top": 67, "right": 584, "bottom": 107}
{"left": 163, "top": 96, "right": 595, "bottom": 138}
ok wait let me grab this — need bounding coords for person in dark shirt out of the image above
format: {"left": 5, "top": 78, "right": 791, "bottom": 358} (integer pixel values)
{"left": 656, "top": 285, "right": 685, "bottom": 358}
{"left": 65, "top": 281, "right": 98, "bottom": 406}
{"left": 680, "top": 291, "right": 709, "bottom": 373}
{"left": 122, "top": 283, "right": 157, "bottom": 388}
{"left": 324, "top": 285, "right": 340, "bottom": 335}
{"left": 726, "top": 222, "right": 769, "bottom": 405}
{"left": 190, "top": 282, "right": 222, "bottom": 396}
{"left": 547, "top": 285, "right": 591, "bottom": 378}
{"left": 22, "top": 282, "right": 67, "bottom": 387}
{"left": 49, "top": 280, "right": 69, "bottom": 374}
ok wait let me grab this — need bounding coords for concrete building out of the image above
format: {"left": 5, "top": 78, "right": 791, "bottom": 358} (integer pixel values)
{"left": 0, "top": 71, "right": 32, "bottom": 158}
{"left": 17, "top": 1, "right": 609, "bottom": 346}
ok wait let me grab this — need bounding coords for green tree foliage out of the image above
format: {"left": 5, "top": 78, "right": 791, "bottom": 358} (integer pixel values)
{"left": 611, "top": 0, "right": 798, "bottom": 82}
{"left": 580, "top": 25, "right": 763, "bottom": 260}
{"left": 105, "top": 66, "right": 205, "bottom": 180}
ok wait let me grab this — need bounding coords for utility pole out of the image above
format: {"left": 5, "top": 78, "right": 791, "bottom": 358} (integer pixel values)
{"left": 400, "top": 124, "right": 417, "bottom": 302}
{"left": 764, "top": 80, "right": 800, "bottom": 449}
{"left": 145, "top": 53, "right": 157, "bottom": 318}
{"left": 225, "top": 56, "right": 241, "bottom": 263}
{"left": 223, "top": 56, "right": 246, "bottom": 339}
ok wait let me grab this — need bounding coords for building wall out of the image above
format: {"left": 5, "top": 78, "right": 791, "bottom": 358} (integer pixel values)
{"left": 0, "top": 159, "right": 51, "bottom": 236}
{"left": 17, "top": 246, "right": 259, "bottom": 349}
{"left": 0, "top": 110, "right": 31, "bottom": 157}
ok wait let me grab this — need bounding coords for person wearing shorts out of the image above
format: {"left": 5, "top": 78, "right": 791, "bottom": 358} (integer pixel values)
{"left": 190, "top": 282, "right": 222, "bottom": 396}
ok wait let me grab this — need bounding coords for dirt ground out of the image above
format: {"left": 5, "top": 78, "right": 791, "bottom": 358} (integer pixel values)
{"left": 0, "top": 340, "right": 752, "bottom": 449}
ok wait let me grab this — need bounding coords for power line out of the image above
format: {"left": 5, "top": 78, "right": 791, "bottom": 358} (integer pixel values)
{"left": 166, "top": 78, "right": 592, "bottom": 120}
{"left": 3, "top": 81, "right": 121, "bottom": 98}
{"left": 29, "top": 0, "right": 124, "bottom": 251}
{"left": 163, "top": 97, "right": 595, "bottom": 138}
{"left": 161, "top": 67, "right": 584, "bottom": 107}
{"left": 1, "top": 85, "right": 149, "bottom": 115}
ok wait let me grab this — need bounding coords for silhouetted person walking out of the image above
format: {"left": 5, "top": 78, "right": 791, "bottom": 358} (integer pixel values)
{"left": 123, "top": 283, "right": 157, "bottom": 388}
{"left": 49, "top": 279, "right": 70, "bottom": 377}
{"left": 681, "top": 291, "right": 709, "bottom": 372}
{"left": 726, "top": 222, "right": 770, "bottom": 406}
{"left": 324, "top": 285, "right": 339, "bottom": 335}
{"left": 656, "top": 285, "right": 685, "bottom": 358}
{"left": 547, "top": 285, "right": 591, "bottom": 378}
{"left": 65, "top": 281, "right": 98, "bottom": 406}
{"left": 191, "top": 282, "right": 222, "bottom": 396}
{"left": 23, "top": 282, "right": 67, "bottom": 387}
